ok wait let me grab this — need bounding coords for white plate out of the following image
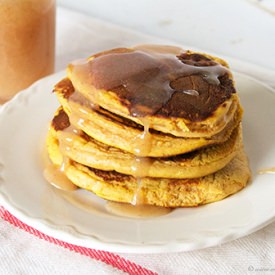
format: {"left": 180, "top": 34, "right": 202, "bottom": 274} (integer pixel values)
{"left": 0, "top": 71, "right": 275, "bottom": 254}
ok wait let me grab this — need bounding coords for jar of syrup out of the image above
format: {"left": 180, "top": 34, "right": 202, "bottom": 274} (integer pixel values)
{"left": 0, "top": 0, "right": 55, "bottom": 104}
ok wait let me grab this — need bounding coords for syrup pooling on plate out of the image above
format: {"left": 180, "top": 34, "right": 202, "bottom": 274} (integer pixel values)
{"left": 69, "top": 45, "right": 234, "bottom": 120}
{"left": 43, "top": 162, "right": 78, "bottom": 191}
{"left": 105, "top": 201, "right": 172, "bottom": 218}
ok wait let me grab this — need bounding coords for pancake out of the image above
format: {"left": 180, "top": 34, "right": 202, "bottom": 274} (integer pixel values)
{"left": 66, "top": 45, "right": 240, "bottom": 138}
{"left": 47, "top": 108, "right": 242, "bottom": 179}
{"left": 54, "top": 78, "right": 243, "bottom": 157}
{"left": 44, "top": 44, "right": 251, "bottom": 209}
{"left": 47, "top": 149, "right": 250, "bottom": 207}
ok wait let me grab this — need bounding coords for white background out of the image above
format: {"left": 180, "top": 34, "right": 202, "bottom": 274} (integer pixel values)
{"left": 57, "top": 0, "right": 275, "bottom": 71}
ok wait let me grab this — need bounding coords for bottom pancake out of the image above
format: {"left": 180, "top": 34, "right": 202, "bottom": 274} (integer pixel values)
{"left": 48, "top": 149, "right": 250, "bottom": 207}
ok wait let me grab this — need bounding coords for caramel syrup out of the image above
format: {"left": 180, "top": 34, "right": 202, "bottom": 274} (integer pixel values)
{"left": 130, "top": 118, "right": 153, "bottom": 205}
{"left": 43, "top": 124, "right": 79, "bottom": 192}
{"left": 105, "top": 201, "right": 171, "bottom": 218}
{"left": 43, "top": 162, "right": 77, "bottom": 191}
{"left": 46, "top": 45, "right": 232, "bottom": 217}
{"left": 69, "top": 45, "right": 231, "bottom": 119}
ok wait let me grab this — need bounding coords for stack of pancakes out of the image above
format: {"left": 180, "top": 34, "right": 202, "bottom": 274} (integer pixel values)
{"left": 46, "top": 45, "right": 250, "bottom": 207}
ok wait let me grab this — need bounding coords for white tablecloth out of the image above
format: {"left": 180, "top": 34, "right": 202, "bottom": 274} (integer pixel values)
{"left": 1, "top": 7, "right": 275, "bottom": 275}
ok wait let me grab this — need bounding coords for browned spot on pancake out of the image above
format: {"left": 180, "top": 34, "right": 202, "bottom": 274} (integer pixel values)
{"left": 52, "top": 109, "right": 70, "bottom": 131}
{"left": 222, "top": 102, "right": 227, "bottom": 108}
{"left": 167, "top": 178, "right": 199, "bottom": 190}
{"left": 54, "top": 78, "right": 75, "bottom": 98}
{"left": 98, "top": 106, "right": 144, "bottom": 130}
{"left": 165, "top": 74, "right": 235, "bottom": 121}
{"left": 51, "top": 107, "right": 89, "bottom": 139}
{"left": 61, "top": 84, "right": 145, "bottom": 130}
{"left": 88, "top": 166, "right": 132, "bottom": 182}
{"left": 178, "top": 53, "right": 217, "bottom": 67}
{"left": 80, "top": 131, "right": 91, "bottom": 142}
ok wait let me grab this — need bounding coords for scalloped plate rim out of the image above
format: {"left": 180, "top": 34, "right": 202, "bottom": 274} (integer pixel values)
{"left": 0, "top": 70, "right": 275, "bottom": 253}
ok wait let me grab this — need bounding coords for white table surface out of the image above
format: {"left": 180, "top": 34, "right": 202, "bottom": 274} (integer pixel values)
{"left": 57, "top": 0, "right": 275, "bottom": 71}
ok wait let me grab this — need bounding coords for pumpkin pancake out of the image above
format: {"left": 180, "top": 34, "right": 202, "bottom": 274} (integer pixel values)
{"left": 47, "top": 108, "right": 242, "bottom": 179}
{"left": 66, "top": 45, "right": 239, "bottom": 138}
{"left": 54, "top": 78, "right": 243, "bottom": 157}
{"left": 47, "top": 148, "right": 250, "bottom": 207}
{"left": 44, "top": 44, "right": 251, "bottom": 209}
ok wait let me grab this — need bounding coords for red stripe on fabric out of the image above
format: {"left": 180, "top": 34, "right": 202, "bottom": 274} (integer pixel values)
{"left": 0, "top": 206, "right": 157, "bottom": 275}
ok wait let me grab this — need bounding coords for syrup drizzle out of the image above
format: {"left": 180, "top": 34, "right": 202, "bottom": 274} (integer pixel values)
{"left": 43, "top": 124, "right": 79, "bottom": 192}
{"left": 44, "top": 109, "right": 171, "bottom": 217}
{"left": 46, "top": 45, "right": 233, "bottom": 217}
{"left": 105, "top": 201, "right": 171, "bottom": 218}
{"left": 69, "top": 45, "right": 231, "bottom": 119}
{"left": 130, "top": 117, "right": 153, "bottom": 205}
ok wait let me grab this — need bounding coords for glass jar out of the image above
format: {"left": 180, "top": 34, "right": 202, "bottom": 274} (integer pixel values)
{"left": 0, "top": 0, "right": 55, "bottom": 104}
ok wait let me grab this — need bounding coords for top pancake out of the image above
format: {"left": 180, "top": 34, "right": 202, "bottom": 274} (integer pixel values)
{"left": 66, "top": 45, "right": 239, "bottom": 138}
{"left": 53, "top": 78, "right": 242, "bottom": 157}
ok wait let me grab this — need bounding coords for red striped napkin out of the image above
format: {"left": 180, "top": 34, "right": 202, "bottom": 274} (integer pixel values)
{"left": 0, "top": 206, "right": 157, "bottom": 275}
